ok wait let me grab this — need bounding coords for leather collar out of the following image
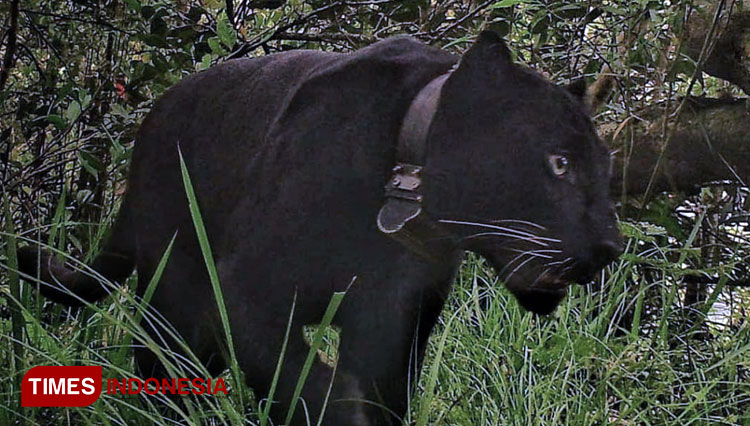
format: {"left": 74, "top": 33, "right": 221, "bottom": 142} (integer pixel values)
{"left": 376, "top": 72, "right": 455, "bottom": 261}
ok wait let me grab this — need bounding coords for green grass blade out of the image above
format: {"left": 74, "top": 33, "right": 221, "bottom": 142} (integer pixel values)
{"left": 316, "top": 359, "right": 339, "bottom": 426}
{"left": 260, "top": 291, "right": 297, "bottom": 426}
{"left": 3, "top": 194, "right": 24, "bottom": 414}
{"left": 178, "top": 147, "right": 245, "bottom": 419}
{"left": 284, "top": 289, "right": 347, "bottom": 425}
{"left": 116, "top": 231, "right": 176, "bottom": 363}
{"left": 656, "top": 211, "right": 704, "bottom": 347}
{"left": 417, "top": 307, "right": 459, "bottom": 426}
{"left": 48, "top": 187, "right": 67, "bottom": 257}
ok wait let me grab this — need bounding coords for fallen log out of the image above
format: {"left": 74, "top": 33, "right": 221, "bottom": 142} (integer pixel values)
{"left": 606, "top": 97, "right": 750, "bottom": 196}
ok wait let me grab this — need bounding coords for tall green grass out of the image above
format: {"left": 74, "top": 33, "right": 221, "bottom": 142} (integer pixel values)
{"left": 409, "top": 252, "right": 750, "bottom": 425}
{"left": 2, "top": 232, "right": 749, "bottom": 424}
{"left": 0, "top": 158, "right": 352, "bottom": 425}
{"left": 1, "top": 174, "right": 749, "bottom": 425}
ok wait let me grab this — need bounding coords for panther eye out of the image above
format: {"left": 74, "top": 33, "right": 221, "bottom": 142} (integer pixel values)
{"left": 548, "top": 154, "right": 569, "bottom": 177}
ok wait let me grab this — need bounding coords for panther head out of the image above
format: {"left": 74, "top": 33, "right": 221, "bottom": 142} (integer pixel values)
{"left": 423, "top": 32, "right": 621, "bottom": 314}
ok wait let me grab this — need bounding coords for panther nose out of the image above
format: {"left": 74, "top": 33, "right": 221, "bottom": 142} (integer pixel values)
{"left": 568, "top": 240, "right": 622, "bottom": 284}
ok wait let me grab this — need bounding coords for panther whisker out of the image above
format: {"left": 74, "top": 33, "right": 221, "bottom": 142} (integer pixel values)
{"left": 507, "top": 248, "right": 562, "bottom": 259}
{"left": 497, "top": 249, "right": 553, "bottom": 278}
{"left": 460, "top": 232, "right": 552, "bottom": 247}
{"left": 544, "top": 256, "right": 573, "bottom": 268}
{"left": 560, "top": 264, "right": 575, "bottom": 276}
{"left": 498, "top": 253, "right": 570, "bottom": 287}
{"left": 438, "top": 219, "right": 561, "bottom": 243}
{"left": 551, "top": 261, "right": 576, "bottom": 280}
{"left": 488, "top": 219, "right": 546, "bottom": 230}
{"left": 503, "top": 255, "right": 537, "bottom": 284}
{"left": 528, "top": 268, "right": 549, "bottom": 288}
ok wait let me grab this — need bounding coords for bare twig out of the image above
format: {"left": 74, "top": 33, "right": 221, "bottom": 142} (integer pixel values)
{"left": 0, "top": 0, "right": 20, "bottom": 93}
{"left": 21, "top": 8, "right": 135, "bottom": 36}
{"left": 274, "top": 31, "right": 374, "bottom": 44}
{"left": 432, "top": 0, "right": 497, "bottom": 40}
{"left": 1, "top": 0, "right": 20, "bottom": 185}
{"left": 226, "top": 0, "right": 236, "bottom": 27}
{"left": 228, "top": 0, "right": 402, "bottom": 58}
{"left": 229, "top": 1, "right": 346, "bottom": 58}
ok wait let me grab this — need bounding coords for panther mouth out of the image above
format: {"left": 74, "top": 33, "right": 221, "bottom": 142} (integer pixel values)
{"left": 513, "top": 270, "right": 571, "bottom": 314}
{"left": 510, "top": 285, "right": 568, "bottom": 315}
{"left": 531, "top": 269, "right": 570, "bottom": 290}
{"left": 483, "top": 254, "right": 572, "bottom": 315}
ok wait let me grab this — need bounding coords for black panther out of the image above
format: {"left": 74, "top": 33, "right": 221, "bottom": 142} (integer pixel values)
{"left": 19, "top": 31, "right": 621, "bottom": 425}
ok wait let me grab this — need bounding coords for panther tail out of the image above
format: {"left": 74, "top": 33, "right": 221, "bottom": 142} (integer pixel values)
{"left": 17, "top": 210, "right": 136, "bottom": 307}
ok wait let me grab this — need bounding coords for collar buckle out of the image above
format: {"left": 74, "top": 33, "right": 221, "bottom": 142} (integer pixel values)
{"left": 384, "top": 164, "right": 423, "bottom": 201}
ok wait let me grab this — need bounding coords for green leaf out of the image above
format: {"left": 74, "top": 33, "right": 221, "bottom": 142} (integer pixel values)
{"left": 489, "top": 0, "right": 532, "bottom": 9}
{"left": 530, "top": 10, "right": 550, "bottom": 35}
{"left": 57, "top": 82, "right": 73, "bottom": 98}
{"left": 46, "top": 114, "right": 67, "bottom": 130}
{"left": 138, "top": 33, "right": 169, "bottom": 48}
{"left": 77, "top": 150, "right": 104, "bottom": 178}
{"left": 140, "top": 5, "right": 155, "bottom": 19}
{"left": 217, "top": 13, "right": 236, "bottom": 49}
{"left": 65, "top": 101, "right": 81, "bottom": 122}
{"left": 124, "top": 0, "right": 141, "bottom": 11}
{"left": 109, "top": 103, "right": 131, "bottom": 120}
{"left": 197, "top": 53, "right": 213, "bottom": 71}
{"left": 152, "top": 53, "right": 170, "bottom": 72}
{"left": 79, "top": 91, "right": 91, "bottom": 109}
{"left": 600, "top": 5, "right": 626, "bottom": 15}
{"left": 207, "top": 37, "right": 226, "bottom": 55}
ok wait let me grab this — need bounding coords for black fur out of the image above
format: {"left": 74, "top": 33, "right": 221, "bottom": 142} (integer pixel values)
{"left": 18, "top": 33, "right": 620, "bottom": 425}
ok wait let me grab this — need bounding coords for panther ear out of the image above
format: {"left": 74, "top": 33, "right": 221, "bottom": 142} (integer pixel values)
{"left": 564, "top": 73, "right": 615, "bottom": 114}
{"left": 564, "top": 78, "right": 588, "bottom": 99}
{"left": 456, "top": 30, "right": 513, "bottom": 72}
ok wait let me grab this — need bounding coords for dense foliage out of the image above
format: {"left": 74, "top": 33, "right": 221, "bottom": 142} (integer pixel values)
{"left": 1, "top": 0, "right": 749, "bottom": 424}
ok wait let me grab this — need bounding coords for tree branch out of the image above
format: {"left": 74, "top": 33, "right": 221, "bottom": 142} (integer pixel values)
{"left": 684, "top": 0, "right": 750, "bottom": 94}
{"left": 226, "top": 0, "right": 236, "bottom": 27}
{"left": 0, "top": 0, "right": 20, "bottom": 93}
{"left": 228, "top": 1, "right": 346, "bottom": 58}
{"left": 20, "top": 8, "right": 135, "bottom": 36}
{"left": 228, "top": 0, "right": 401, "bottom": 58}
{"left": 635, "top": 0, "right": 727, "bottom": 213}
{"left": 1, "top": 0, "right": 19, "bottom": 184}
{"left": 273, "top": 31, "right": 374, "bottom": 44}
{"left": 609, "top": 97, "right": 750, "bottom": 196}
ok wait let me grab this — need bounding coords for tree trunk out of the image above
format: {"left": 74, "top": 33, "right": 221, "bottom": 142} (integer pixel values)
{"left": 607, "top": 97, "right": 750, "bottom": 197}
{"left": 684, "top": 0, "right": 750, "bottom": 95}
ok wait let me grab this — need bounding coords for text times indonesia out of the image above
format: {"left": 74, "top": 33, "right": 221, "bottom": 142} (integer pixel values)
{"left": 22, "top": 366, "right": 228, "bottom": 407}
